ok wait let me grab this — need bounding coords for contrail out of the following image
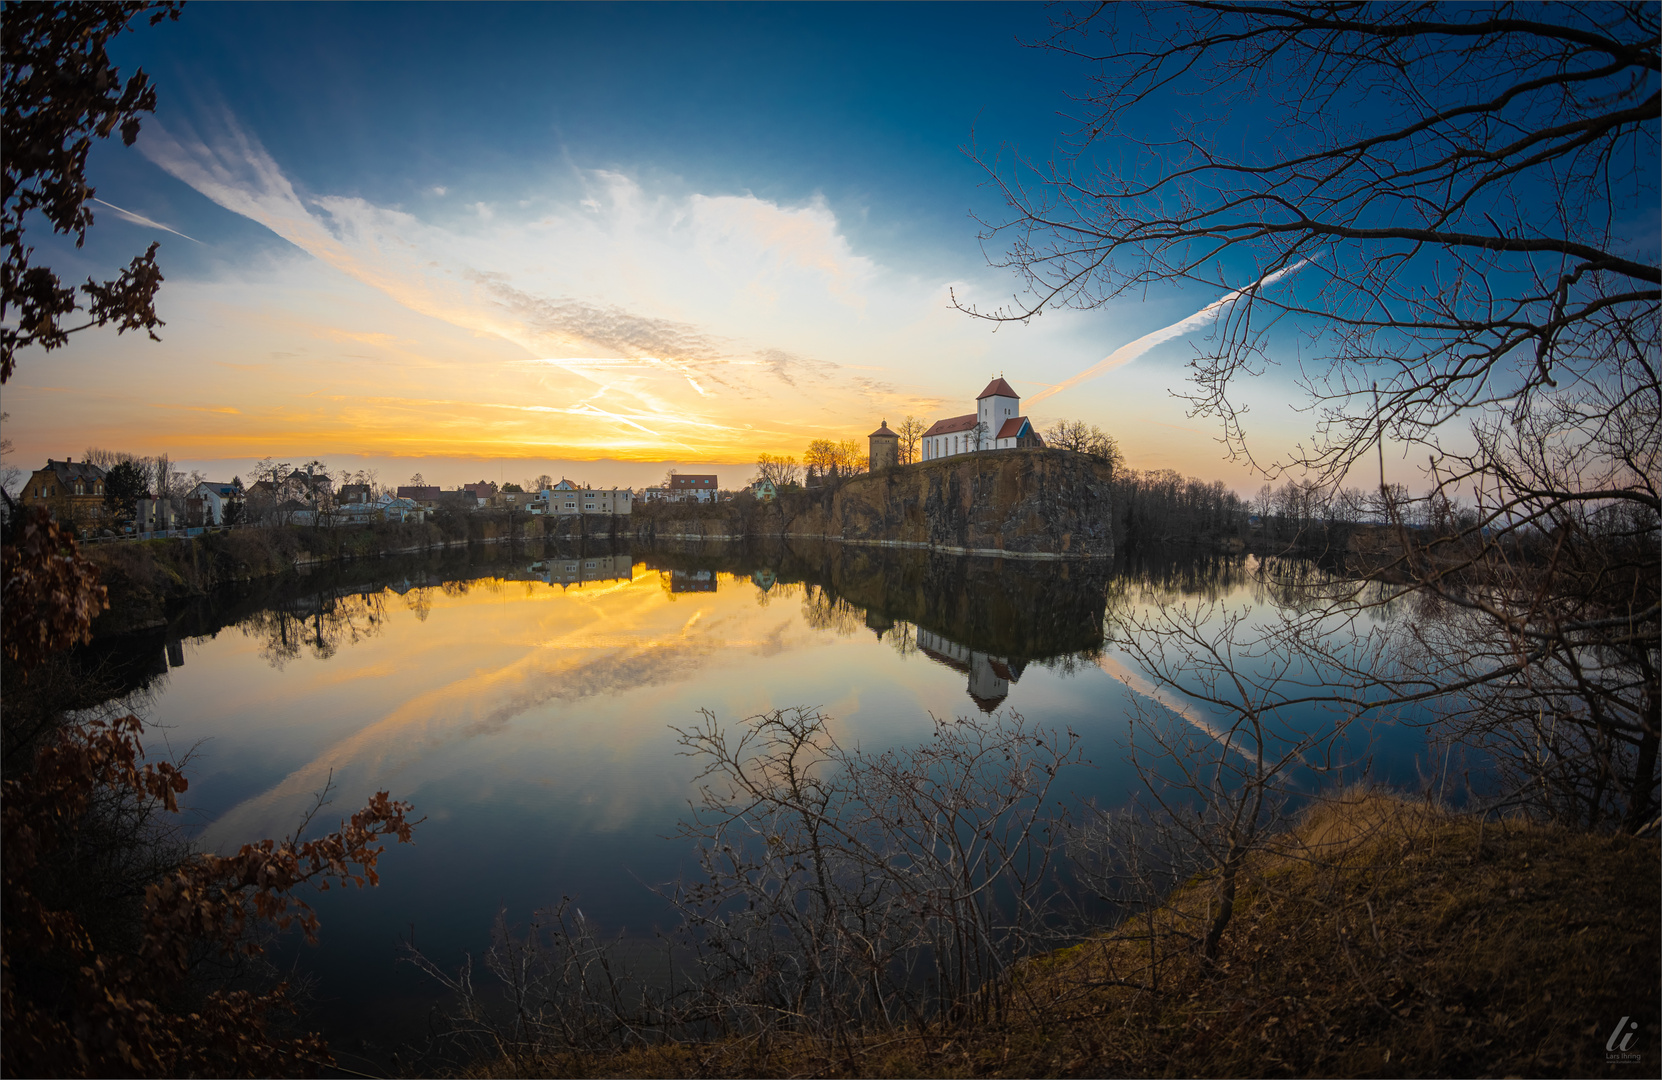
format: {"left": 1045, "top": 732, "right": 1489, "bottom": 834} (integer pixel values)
{"left": 91, "top": 197, "right": 202, "bottom": 243}
{"left": 1025, "top": 258, "right": 1315, "bottom": 408}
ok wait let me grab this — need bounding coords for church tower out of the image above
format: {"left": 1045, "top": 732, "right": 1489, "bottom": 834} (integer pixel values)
{"left": 976, "top": 377, "right": 1020, "bottom": 447}
{"left": 869, "top": 419, "right": 900, "bottom": 471}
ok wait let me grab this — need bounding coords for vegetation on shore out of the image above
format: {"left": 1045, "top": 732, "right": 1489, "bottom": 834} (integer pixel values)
{"left": 451, "top": 792, "right": 1659, "bottom": 1079}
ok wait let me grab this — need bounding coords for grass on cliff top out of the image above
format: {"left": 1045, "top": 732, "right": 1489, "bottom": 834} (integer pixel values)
{"left": 461, "top": 791, "right": 1659, "bottom": 1079}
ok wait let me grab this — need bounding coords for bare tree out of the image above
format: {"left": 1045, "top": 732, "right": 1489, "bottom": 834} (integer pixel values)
{"left": 1045, "top": 419, "right": 1122, "bottom": 473}
{"left": 754, "top": 453, "right": 800, "bottom": 488}
{"left": 963, "top": 3, "right": 1659, "bottom": 831}
{"left": 408, "top": 707, "right": 1083, "bottom": 1063}
{"left": 895, "top": 416, "right": 926, "bottom": 465}
{"left": 0, "top": 411, "right": 21, "bottom": 501}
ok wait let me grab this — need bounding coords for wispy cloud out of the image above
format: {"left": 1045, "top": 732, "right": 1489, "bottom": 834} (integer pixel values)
{"left": 1026, "top": 259, "right": 1316, "bottom": 408}
{"left": 135, "top": 113, "right": 924, "bottom": 458}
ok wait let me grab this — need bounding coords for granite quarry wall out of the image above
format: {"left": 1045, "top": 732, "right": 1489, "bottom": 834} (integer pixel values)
{"left": 631, "top": 449, "right": 1115, "bottom": 559}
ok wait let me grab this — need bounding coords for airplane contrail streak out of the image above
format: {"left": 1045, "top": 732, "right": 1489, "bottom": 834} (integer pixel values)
{"left": 1025, "top": 258, "right": 1315, "bottom": 408}
{"left": 90, "top": 197, "right": 202, "bottom": 243}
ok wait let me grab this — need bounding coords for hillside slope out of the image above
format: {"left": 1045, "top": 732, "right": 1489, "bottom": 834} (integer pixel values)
{"left": 463, "top": 794, "right": 1659, "bottom": 1078}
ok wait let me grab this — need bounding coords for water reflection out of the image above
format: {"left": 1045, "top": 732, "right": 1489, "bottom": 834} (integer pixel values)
{"left": 72, "top": 538, "right": 1431, "bottom": 1052}
{"left": 635, "top": 542, "right": 1117, "bottom": 712}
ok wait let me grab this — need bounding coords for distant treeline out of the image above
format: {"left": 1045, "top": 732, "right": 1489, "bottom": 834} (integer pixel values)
{"left": 1108, "top": 469, "right": 1466, "bottom": 553}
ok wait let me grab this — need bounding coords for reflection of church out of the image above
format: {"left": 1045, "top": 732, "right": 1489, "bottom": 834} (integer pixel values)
{"left": 916, "top": 627, "right": 1025, "bottom": 713}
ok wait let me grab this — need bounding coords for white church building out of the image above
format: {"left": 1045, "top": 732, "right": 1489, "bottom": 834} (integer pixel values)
{"left": 920, "top": 377, "right": 1044, "bottom": 461}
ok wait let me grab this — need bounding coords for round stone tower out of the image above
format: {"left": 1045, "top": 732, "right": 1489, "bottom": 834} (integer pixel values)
{"left": 869, "top": 419, "right": 900, "bottom": 471}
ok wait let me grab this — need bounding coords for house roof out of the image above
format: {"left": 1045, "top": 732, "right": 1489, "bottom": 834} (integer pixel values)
{"left": 869, "top": 420, "right": 897, "bottom": 439}
{"left": 995, "top": 416, "right": 1033, "bottom": 440}
{"left": 976, "top": 377, "right": 1019, "bottom": 401}
{"left": 38, "top": 459, "right": 108, "bottom": 484}
{"left": 922, "top": 413, "right": 978, "bottom": 438}
{"left": 195, "top": 480, "right": 242, "bottom": 497}
{"left": 396, "top": 485, "right": 441, "bottom": 500}
{"left": 670, "top": 474, "right": 717, "bottom": 488}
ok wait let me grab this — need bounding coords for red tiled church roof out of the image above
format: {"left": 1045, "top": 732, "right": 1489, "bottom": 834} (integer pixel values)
{"left": 976, "top": 377, "right": 1018, "bottom": 401}
{"left": 995, "top": 416, "right": 1032, "bottom": 440}
{"left": 922, "top": 413, "right": 978, "bottom": 438}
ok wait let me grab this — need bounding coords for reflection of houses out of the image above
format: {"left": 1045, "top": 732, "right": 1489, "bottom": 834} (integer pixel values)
{"left": 751, "top": 568, "right": 776, "bottom": 591}
{"left": 916, "top": 627, "right": 1025, "bottom": 713}
{"left": 670, "top": 568, "right": 717, "bottom": 592}
{"left": 528, "top": 554, "right": 634, "bottom": 587}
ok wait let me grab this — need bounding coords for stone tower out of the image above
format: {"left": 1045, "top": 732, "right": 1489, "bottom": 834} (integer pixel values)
{"left": 869, "top": 419, "right": 900, "bottom": 471}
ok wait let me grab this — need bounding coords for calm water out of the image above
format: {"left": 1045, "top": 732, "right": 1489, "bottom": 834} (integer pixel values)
{"left": 95, "top": 540, "right": 1433, "bottom": 1047}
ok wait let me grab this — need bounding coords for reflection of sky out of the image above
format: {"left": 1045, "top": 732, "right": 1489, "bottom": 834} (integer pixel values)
{"left": 140, "top": 554, "right": 1434, "bottom": 1045}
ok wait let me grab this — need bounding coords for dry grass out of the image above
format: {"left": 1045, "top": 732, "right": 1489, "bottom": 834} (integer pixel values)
{"left": 459, "top": 792, "right": 1659, "bottom": 1078}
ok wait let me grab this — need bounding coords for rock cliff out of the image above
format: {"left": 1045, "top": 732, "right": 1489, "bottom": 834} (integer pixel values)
{"left": 783, "top": 449, "right": 1114, "bottom": 558}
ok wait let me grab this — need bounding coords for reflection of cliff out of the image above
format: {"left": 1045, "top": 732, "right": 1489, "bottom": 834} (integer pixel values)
{"left": 781, "top": 542, "right": 1112, "bottom": 663}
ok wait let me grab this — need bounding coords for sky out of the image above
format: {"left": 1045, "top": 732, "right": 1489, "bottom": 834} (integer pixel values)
{"left": 4, "top": 2, "right": 1324, "bottom": 492}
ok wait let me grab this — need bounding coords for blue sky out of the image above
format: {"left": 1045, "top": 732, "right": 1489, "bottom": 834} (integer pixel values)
{"left": 7, "top": 2, "right": 1319, "bottom": 490}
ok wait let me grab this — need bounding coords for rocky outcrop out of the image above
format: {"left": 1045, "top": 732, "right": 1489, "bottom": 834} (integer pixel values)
{"left": 783, "top": 449, "right": 1114, "bottom": 559}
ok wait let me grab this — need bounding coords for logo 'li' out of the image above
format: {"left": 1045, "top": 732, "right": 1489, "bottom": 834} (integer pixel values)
{"left": 1607, "top": 1017, "right": 1640, "bottom": 1054}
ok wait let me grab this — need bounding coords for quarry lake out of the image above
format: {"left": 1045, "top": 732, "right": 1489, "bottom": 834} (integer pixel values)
{"left": 89, "top": 541, "right": 1437, "bottom": 1049}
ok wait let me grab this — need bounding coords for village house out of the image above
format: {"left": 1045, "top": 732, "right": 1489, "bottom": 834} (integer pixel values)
{"left": 188, "top": 479, "right": 245, "bottom": 526}
{"left": 281, "top": 467, "right": 333, "bottom": 502}
{"left": 335, "top": 493, "right": 425, "bottom": 525}
{"left": 920, "top": 377, "right": 1044, "bottom": 461}
{"left": 396, "top": 485, "right": 442, "bottom": 506}
{"left": 462, "top": 480, "right": 498, "bottom": 506}
{"left": 669, "top": 473, "right": 718, "bottom": 503}
{"left": 540, "top": 478, "right": 632, "bottom": 516}
{"left": 136, "top": 496, "right": 183, "bottom": 534}
{"left": 20, "top": 458, "right": 109, "bottom": 528}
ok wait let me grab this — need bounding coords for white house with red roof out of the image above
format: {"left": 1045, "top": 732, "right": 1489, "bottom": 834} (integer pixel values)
{"left": 920, "top": 377, "right": 1044, "bottom": 461}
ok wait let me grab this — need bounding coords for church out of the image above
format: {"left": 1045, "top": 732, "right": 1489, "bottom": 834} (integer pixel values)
{"left": 919, "top": 377, "right": 1044, "bottom": 461}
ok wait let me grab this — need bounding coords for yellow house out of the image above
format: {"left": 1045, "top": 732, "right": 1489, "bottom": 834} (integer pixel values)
{"left": 20, "top": 458, "right": 109, "bottom": 529}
